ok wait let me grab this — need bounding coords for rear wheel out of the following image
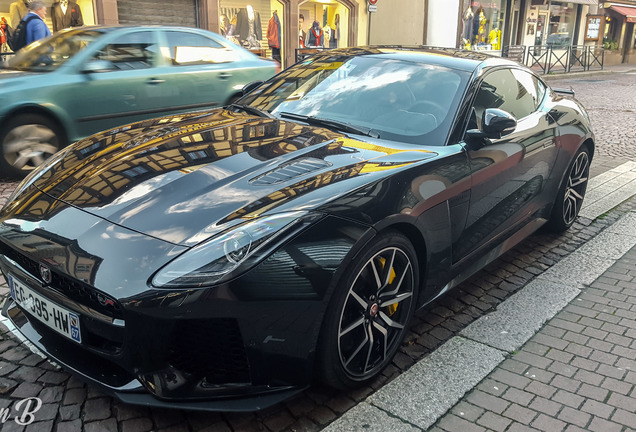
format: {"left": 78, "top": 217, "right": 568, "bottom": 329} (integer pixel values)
{"left": 545, "top": 146, "right": 590, "bottom": 232}
{"left": 0, "top": 114, "right": 65, "bottom": 178}
{"left": 318, "top": 231, "right": 418, "bottom": 389}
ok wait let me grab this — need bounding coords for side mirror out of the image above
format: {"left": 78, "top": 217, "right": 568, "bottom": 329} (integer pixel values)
{"left": 482, "top": 108, "right": 517, "bottom": 139}
{"left": 81, "top": 59, "right": 115, "bottom": 74}
{"left": 241, "top": 80, "right": 263, "bottom": 96}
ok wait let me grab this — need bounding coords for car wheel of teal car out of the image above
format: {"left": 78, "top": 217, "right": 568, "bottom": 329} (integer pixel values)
{"left": 0, "top": 114, "right": 64, "bottom": 178}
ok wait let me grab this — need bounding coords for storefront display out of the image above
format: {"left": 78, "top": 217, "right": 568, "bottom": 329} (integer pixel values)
{"left": 219, "top": 0, "right": 284, "bottom": 62}
{"left": 459, "top": 0, "right": 506, "bottom": 51}
{"left": 300, "top": 1, "right": 348, "bottom": 49}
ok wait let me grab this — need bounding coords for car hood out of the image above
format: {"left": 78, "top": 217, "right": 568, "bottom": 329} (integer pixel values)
{"left": 26, "top": 109, "right": 437, "bottom": 246}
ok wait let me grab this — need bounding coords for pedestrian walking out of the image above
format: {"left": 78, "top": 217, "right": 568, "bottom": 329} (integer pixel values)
{"left": 24, "top": 0, "right": 50, "bottom": 46}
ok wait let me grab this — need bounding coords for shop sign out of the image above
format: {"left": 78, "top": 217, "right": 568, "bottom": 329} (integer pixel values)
{"left": 585, "top": 15, "right": 602, "bottom": 41}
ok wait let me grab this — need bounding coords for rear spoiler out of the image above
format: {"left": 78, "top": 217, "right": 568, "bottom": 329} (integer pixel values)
{"left": 552, "top": 87, "right": 575, "bottom": 96}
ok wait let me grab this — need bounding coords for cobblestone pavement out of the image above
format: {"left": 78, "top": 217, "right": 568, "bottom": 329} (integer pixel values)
{"left": 429, "top": 208, "right": 636, "bottom": 432}
{"left": 0, "top": 70, "right": 634, "bottom": 432}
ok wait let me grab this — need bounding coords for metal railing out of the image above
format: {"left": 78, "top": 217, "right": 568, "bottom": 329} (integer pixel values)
{"left": 503, "top": 45, "right": 604, "bottom": 74}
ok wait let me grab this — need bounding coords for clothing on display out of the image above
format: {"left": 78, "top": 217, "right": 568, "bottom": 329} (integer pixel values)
{"left": 9, "top": 0, "right": 29, "bottom": 29}
{"left": 267, "top": 11, "right": 281, "bottom": 63}
{"left": 51, "top": 0, "right": 83, "bottom": 32}
{"left": 330, "top": 14, "right": 339, "bottom": 48}
{"left": 236, "top": 5, "right": 262, "bottom": 49}
{"left": 307, "top": 20, "right": 323, "bottom": 48}
{"left": 489, "top": 27, "right": 501, "bottom": 50}
{"left": 462, "top": 7, "right": 474, "bottom": 42}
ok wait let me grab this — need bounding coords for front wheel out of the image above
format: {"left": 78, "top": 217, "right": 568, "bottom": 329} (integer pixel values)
{"left": 318, "top": 231, "right": 418, "bottom": 389}
{"left": 0, "top": 114, "right": 65, "bottom": 178}
{"left": 545, "top": 146, "right": 591, "bottom": 232}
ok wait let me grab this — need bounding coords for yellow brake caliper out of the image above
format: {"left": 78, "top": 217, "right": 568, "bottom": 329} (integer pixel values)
{"left": 377, "top": 257, "right": 398, "bottom": 316}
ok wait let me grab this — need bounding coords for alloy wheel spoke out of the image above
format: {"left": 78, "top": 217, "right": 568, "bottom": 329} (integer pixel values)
{"left": 380, "top": 261, "right": 411, "bottom": 298}
{"left": 363, "top": 322, "right": 374, "bottom": 373}
{"left": 378, "top": 311, "right": 404, "bottom": 329}
{"left": 570, "top": 177, "right": 587, "bottom": 188}
{"left": 343, "top": 326, "right": 369, "bottom": 367}
{"left": 372, "top": 321, "right": 388, "bottom": 364}
{"left": 370, "top": 259, "right": 382, "bottom": 291}
{"left": 380, "top": 291, "right": 413, "bottom": 308}
{"left": 349, "top": 290, "right": 367, "bottom": 310}
{"left": 339, "top": 316, "right": 365, "bottom": 338}
{"left": 382, "top": 250, "right": 396, "bottom": 289}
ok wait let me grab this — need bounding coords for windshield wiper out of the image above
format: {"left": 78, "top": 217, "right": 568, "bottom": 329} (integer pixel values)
{"left": 228, "top": 103, "right": 275, "bottom": 119}
{"left": 278, "top": 112, "right": 380, "bottom": 138}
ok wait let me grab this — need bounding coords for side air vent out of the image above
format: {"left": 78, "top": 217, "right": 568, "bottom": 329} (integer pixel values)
{"left": 249, "top": 157, "right": 332, "bottom": 186}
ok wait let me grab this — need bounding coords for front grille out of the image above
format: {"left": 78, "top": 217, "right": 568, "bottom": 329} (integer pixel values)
{"left": 0, "top": 244, "right": 124, "bottom": 319}
{"left": 167, "top": 318, "right": 251, "bottom": 385}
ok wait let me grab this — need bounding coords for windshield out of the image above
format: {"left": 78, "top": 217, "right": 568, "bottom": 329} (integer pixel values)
{"left": 6, "top": 29, "right": 105, "bottom": 72}
{"left": 240, "top": 53, "right": 470, "bottom": 145}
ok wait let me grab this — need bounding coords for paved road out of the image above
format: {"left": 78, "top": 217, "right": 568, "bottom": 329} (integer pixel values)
{"left": 0, "top": 69, "right": 634, "bottom": 432}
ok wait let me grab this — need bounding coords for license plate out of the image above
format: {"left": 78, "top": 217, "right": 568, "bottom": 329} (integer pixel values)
{"left": 8, "top": 274, "right": 82, "bottom": 343}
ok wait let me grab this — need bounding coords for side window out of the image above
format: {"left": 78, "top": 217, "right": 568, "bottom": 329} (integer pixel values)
{"left": 164, "top": 31, "right": 239, "bottom": 66}
{"left": 472, "top": 68, "right": 540, "bottom": 127}
{"left": 92, "top": 31, "right": 157, "bottom": 71}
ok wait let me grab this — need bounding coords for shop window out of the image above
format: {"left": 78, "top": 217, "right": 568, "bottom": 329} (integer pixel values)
{"left": 93, "top": 31, "right": 156, "bottom": 71}
{"left": 300, "top": 3, "right": 347, "bottom": 49}
{"left": 164, "top": 31, "right": 239, "bottom": 65}
{"left": 460, "top": 0, "right": 506, "bottom": 50}
{"left": 219, "top": 1, "right": 284, "bottom": 64}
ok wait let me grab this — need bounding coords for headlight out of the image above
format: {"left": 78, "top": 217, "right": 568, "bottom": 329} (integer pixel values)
{"left": 151, "top": 211, "right": 323, "bottom": 288}
{"left": 2, "top": 146, "right": 73, "bottom": 212}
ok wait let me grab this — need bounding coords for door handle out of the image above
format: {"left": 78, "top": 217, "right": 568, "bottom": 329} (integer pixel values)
{"left": 218, "top": 72, "right": 232, "bottom": 79}
{"left": 147, "top": 78, "right": 165, "bottom": 85}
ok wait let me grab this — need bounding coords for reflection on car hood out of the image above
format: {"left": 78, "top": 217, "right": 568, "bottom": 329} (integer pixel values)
{"left": 21, "top": 109, "right": 436, "bottom": 246}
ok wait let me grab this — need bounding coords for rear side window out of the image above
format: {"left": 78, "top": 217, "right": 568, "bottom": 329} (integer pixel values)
{"left": 92, "top": 31, "right": 157, "bottom": 70}
{"left": 473, "top": 68, "right": 544, "bottom": 123}
{"left": 164, "top": 31, "right": 239, "bottom": 66}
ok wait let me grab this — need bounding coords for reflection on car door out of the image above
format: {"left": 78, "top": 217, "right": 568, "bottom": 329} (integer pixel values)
{"left": 157, "top": 30, "right": 251, "bottom": 109}
{"left": 455, "top": 68, "right": 558, "bottom": 262}
{"left": 66, "top": 30, "right": 177, "bottom": 138}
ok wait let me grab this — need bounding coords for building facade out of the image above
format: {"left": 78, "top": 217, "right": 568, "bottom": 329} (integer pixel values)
{"left": 2, "top": 0, "right": 634, "bottom": 66}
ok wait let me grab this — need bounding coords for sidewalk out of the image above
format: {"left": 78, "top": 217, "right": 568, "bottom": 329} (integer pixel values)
{"left": 325, "top": 162, "right": 636, "bottom": 432}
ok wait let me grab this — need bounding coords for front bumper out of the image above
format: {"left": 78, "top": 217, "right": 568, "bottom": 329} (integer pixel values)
{"left": 0, "top": 215, "right": 367, "bottom": 411}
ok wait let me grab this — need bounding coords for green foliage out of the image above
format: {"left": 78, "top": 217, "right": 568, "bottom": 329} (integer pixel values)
{"left": 603, "top": 37, "right": 619, "bottom": 50}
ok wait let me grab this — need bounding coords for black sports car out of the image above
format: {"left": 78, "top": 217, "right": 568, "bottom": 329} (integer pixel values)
{"left": 0, "top": 47, "right": 593, "bottom": 411}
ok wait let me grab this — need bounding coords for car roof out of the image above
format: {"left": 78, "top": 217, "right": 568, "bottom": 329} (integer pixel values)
{"left": 310, "top": 46, "right": 521, "bottom": 73}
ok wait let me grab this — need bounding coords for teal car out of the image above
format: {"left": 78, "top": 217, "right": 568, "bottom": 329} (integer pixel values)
{"left": 0, "top": 25, "right": 277, "bottom": 177}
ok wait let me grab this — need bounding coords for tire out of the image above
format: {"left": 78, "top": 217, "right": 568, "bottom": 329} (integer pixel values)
{"left": 545, "top": 146, "right": 591, "bottom": 232}
{"left": 0, "top": 114, "right": 65, "bottom": 178}
{"left": 317, "top": 231, "right": 419, "bottom": 390}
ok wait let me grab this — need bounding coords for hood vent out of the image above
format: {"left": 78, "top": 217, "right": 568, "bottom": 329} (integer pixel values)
{"left": 249, "top": 157, "right": 332, "bottom": 186}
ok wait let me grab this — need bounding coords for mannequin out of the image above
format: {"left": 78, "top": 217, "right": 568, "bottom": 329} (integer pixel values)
{"left": 477, "top": 9, "right": 487, "bottom": 44}
{"left": 307, "top": 20, "right": 323, "bottom": 48}
{"left": 267, "top": 10, "right": 281, "bottom": 63}
{"left": 9, "top": 0, "right": 29, "bottom": 28}
{"left": 489, "top": 25, "right": 501, "bottom": 50}
{"left": 299, "top": 14, "right": 306, "bottom": 48}
{"left": 51, "top": 0, "right": 84, "bottom": 32}
{"left": 330, "top": 14, "right": 339, "bottom": 48}
{"left": 462, "top": 7, "right": 474, "bottom": 46}
{"left": 236, "top": 5, "right": 262, "bottom": 48}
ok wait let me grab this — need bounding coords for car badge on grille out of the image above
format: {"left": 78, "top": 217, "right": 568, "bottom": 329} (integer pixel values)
{"left": 39, "top": 264, "right": 52, "bottom": 284}
{"left": 97, "top": 293, "right": 115, "bottom": 307}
